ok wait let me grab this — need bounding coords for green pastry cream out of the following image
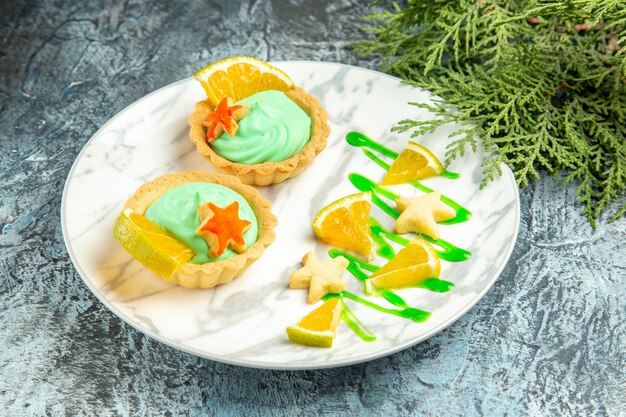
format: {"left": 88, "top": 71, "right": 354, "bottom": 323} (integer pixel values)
{"left": 144, "top": 182, "right": 258, "bottom": 264}
{"left": 211, "top": 90, "right": 312, "bottom": 163}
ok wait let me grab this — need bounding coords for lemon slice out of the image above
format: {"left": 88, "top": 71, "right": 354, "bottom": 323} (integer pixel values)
{"left": 193, "top": 56, "right": 294, "bottom": 107}
{"left": 381, "top": 142, "right": 445, "bottom": 185}
{"left": 369, "top": 237, "right": 440, "bottom": 289}
{"left": 312, "top": 192, "right": 373, "bottom": 258}
{"left": 113, "top": 208, "right": 194, "bottom": 281}
{"left": 286, "top": 298, "right": 343, "bottom": 348}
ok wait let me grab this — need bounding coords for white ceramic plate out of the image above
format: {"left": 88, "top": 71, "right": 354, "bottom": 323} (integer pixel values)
{"left": 61, "top": 62, "right": 520, "bottom": 370}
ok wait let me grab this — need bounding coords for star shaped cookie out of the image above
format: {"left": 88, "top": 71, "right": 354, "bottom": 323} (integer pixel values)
{"left": 395, "top": 191, "right": 456, "bottom": 240}
{"left": 195, "top": 201, "right": 251, "bottom": 258}
{"left": 203, "top": 97, "right": 248, "bottom": 142}
{"left": 289, "top": 252, "right": 349, "bottom": 304}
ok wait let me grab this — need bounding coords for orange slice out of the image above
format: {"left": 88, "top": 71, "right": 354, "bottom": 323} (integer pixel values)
{"left": 113, "top": 208, "right": 194, "bottom": 281}
{"left": 369, "top": 237, "right": 440, "bottom": 289}
{"left": 312, "top": 192, "right": 373, "bottom": 258}
{"left": 381, "top": 142, "right": 445, "bottom": 185}
{"left": 193, "top": 56, "right": 294, "bottom": 107}
{"left": 286, "top": 298, "right": 343, "bottom": 347}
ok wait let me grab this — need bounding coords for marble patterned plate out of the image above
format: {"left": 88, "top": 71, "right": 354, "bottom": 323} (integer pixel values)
{"left": 61, "top": 62, "right": 520, "bottom": 370}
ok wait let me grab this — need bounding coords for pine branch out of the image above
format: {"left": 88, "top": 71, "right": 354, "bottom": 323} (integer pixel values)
{"left": 354, "top": 0, "right": 626, "bottom": 226}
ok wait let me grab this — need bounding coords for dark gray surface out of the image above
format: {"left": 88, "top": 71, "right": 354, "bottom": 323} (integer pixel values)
{"left": 1, "top": 1, "right": 624, "bottom": 416}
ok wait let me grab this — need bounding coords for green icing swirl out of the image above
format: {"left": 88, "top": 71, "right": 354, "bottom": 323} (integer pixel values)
{"left": 144, "top": 182, "right": 258, "bottom": 264}
{"left": 210, "top": 90, "right": 312, "bottom": 164}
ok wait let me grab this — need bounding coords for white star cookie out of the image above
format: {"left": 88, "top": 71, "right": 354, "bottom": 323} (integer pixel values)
{"left": 395, "top": 191, "right": 456, "bottom": 240}
{"left": 289, "top": 252, "right": 349, "bottom": 304}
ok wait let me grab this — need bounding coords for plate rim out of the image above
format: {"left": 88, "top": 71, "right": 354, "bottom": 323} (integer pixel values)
{"left": 60, "top": 61, "right": 521, "bottom": 370}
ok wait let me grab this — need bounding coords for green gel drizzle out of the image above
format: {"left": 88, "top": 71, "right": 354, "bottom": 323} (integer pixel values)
{"left": 341, "top": 303, "right": 377, "bottom": 342}
{"left": 381, "top": 290, "right": 409, "bottom": 308}
{"left": 419, "top": 278, "right": 455, "bottom": 292}
{"left": 370, "top": 218, "right": 395, "bottom": 260}
{"left": 346, "top": 131, "right": 398, "bottom": 159}
{"left": 342, "top": 291, "right": 431, "bottom": 322}
{"left": 328, "top": 248, "right": 377, "bottom": 294}
{"left": 441, "top": 171, "right": 461, "bottom": 179}
{"left": 349, "top": 174, "right": 472, "bottom": 262}
{"left": 335, "top": 296, "right": 377, "bottom": 342}
{"left": 369, "top": 217, "right": 411, "bottom": 246}
{"left": 428, "top": 238, "right": 471, "bottom": 262}
{"left": 328, "top": 248, "right": 376, "bottom": 276}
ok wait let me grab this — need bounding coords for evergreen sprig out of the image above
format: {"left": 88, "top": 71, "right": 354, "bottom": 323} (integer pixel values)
{"left": 355, "top": 0, "right": 626, "bottom": 226}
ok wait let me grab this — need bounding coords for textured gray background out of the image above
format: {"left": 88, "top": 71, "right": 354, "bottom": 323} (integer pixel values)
{"left": 1, "top": 1, "right": 624, "bottom": 416}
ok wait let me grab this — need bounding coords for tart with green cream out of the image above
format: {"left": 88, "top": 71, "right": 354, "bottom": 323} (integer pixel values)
{"left": 188, "top": 57, "right": 330, "bottom": 186}
{"left": 113, "top": 171, "right": 277, "bottom": 288}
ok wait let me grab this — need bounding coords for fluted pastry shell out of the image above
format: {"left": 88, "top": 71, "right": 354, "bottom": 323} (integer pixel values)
{"left": 123, "top": 171, "right": 277, "bottom": 288}
{"left": 188, "top": 87, "right": 330, "bottom": 186}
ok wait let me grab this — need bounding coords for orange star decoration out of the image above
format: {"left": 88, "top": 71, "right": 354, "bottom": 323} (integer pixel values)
{"left": 202, "top": 97, "right": 248, "bottom": 142}
{"left": 195, "top": 201, "right": 251, "bottom": 258}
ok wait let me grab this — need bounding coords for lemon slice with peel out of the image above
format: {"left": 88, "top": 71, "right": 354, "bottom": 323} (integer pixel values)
{"left": 370, "top": 237, "right": 440, "bottom": 289}
{"left": 381, "top": 142, "right": 445, "bottom": 185}
{"left": 312, "top": 192, "right": 373, "bottom": 258}
{"left": 193, "top": 56, "right": 294, "bottom": 107}
{"left": 113, "top": 208, "right": 194, "bottom": 281}
{"left": 286, "top": 298, "right": 343, "bottom": 348}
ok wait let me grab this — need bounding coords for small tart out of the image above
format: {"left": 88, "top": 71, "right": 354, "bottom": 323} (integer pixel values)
{"left": 123, "top": 171, "right": 278, "bottom": 289}
{"left": 188, "top": 87, "right": 330, "bottom": 186}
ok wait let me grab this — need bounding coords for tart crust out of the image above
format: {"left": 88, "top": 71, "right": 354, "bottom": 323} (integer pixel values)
{"left": 188, "top": 87, "right": 330, "bottom": 186}
{"left": 123, "top": 171, "right": 278, "bottom": 289}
